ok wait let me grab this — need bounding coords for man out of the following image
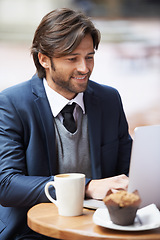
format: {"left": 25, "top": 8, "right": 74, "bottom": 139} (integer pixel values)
{"left": 0, "top": 8, "right": 132, "bottom": 240}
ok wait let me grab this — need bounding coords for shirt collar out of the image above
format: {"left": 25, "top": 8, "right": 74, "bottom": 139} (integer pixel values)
{"left": 43, "top": 78, "right": 85, "bottom": 117}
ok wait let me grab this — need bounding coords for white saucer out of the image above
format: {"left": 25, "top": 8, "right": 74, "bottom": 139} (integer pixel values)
{"left": 93, "top": 204, "right": 160, "bottom": 231}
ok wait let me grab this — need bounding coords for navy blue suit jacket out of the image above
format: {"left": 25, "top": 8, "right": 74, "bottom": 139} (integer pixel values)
{"left": 0, "top": 75, "right": 132, "bottom": 239}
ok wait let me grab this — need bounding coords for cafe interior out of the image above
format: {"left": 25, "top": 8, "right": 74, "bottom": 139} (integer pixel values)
{"left": 0, "top": 0, "right": 160, "bottom": 239}
{"left": 0, "top": 0, "right": 159, "bottom": 137}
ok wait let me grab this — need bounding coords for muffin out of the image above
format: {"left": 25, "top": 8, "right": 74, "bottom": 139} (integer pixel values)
{"left": 103, "top": 190, "right": 141, "bottom": 226}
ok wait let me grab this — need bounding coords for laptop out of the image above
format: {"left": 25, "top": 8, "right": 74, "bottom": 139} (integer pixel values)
{"left": 128, "top": 125, "right": 160, "bottom": 209}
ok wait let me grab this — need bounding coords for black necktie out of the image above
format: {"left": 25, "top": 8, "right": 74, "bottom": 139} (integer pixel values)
{"left": 61, "top": 103, "right": 77, "bottom": 133}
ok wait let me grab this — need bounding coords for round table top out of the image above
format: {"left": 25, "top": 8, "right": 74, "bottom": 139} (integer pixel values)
{"left": 27, "top": 203, "right": 160, "bottom": 240}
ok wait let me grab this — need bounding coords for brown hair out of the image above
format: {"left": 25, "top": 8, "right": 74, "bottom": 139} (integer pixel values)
{"left": 31, "top": 8, "right": 101, "bottom": 78}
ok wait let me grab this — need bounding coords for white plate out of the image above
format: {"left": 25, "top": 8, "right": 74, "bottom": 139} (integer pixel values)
{"left": 83, "top": 199, "right": 105, "bottom": 209}
{"left": 93, "top": 204, "right": 160, "bottom": 231}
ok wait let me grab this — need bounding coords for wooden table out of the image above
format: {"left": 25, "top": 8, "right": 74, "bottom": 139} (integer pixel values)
{"left": 27, "top": 203, "right": 160, "bottom": 240}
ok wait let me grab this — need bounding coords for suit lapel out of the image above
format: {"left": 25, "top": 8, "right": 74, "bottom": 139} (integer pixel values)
{"left": 31, "top": 76, "right": 57, "bottom": 175}
{"left": 84, "top": 84, "right": 102, "bottom": 179}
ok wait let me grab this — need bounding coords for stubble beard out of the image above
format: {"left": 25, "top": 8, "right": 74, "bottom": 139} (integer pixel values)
{"left": 50, "top": 59, "right": 91, "bottom": 95}
{"left": 51, "top": 72, "right": 90, "bottom": 95}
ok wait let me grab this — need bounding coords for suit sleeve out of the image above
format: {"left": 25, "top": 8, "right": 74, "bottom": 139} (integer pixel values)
{"left": 116, "top": 90, "right": 132, "bottom": 175}
{"left": 0, "top": 93, "right": 55, "bottom": 207}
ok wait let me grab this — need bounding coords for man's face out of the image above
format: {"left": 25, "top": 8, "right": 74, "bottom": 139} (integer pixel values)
{"left": 45, "top": 34, "right": 95, "bottom": 99}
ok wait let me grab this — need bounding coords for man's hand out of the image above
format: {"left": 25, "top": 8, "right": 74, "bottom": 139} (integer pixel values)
{"left": 85, "top": 174, "right": 129, "bottom": 200}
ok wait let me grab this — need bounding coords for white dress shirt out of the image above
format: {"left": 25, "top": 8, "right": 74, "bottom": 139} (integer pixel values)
{"left": 43, "top": 79, "right": 85, "bottom": 122}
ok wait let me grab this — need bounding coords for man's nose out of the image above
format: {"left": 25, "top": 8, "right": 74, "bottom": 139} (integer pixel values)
{"left": 77, "top": 59, "right": 88, "bottom": 74}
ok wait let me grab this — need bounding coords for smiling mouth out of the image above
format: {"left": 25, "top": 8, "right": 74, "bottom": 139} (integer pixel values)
{"left": 72, "top": 75, "right": 88, "bottom": 80}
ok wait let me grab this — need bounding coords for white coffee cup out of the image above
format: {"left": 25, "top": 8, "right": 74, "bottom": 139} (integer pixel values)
{"left": 45, "top": 173, "right": 85, "bottom": 216}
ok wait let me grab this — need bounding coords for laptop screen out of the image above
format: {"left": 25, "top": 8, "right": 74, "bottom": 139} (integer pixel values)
{"left": 128, "top": 125, "right": 160, "bottom": 209}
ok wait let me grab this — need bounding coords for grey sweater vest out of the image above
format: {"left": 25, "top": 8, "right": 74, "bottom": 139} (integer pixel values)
{"left": 54, "top": 107, "right": 91, "bottom": 178}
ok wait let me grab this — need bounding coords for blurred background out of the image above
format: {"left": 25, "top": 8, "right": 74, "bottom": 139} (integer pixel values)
{"left": 0, "top": 0, "right": 160, "bottom": 136}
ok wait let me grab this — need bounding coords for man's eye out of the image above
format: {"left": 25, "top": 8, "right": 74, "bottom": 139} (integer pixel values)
{"left": 68, "top": 58, "right": 76, "bottom": 61}
{"left": 86, "top": 56, "right": 94, "bottom": 60}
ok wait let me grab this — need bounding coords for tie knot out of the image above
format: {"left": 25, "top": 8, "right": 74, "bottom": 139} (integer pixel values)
{"left": 60, "top": 103, "right": 77, "bottom": 133}
{"left": 61, "top": 103, "right": 76, "bottom": 115}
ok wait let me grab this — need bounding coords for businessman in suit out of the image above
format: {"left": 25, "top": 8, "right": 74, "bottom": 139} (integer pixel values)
{"left": 0, "top": 8, "right": 132, "bottom": 239}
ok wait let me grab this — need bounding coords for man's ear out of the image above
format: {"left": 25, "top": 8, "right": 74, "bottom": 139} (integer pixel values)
{"left": 38, "top": 52, "right": 50, "bottom": 69}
